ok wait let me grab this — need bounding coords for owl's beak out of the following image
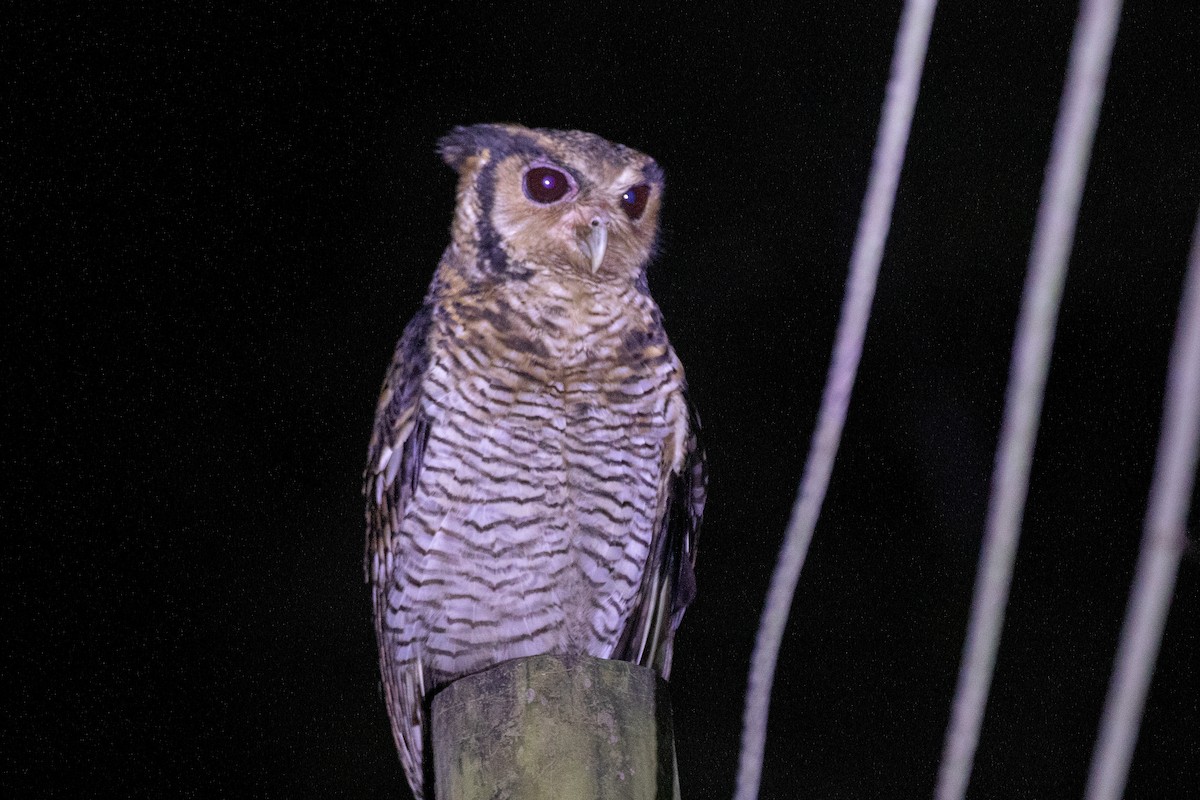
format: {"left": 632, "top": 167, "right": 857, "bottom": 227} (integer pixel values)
{"left": 580, "top": 217, "right": 608, "bottom": 274}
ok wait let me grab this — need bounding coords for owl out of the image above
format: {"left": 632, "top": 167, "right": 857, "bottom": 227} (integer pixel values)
{"left": 364, "top": 123, "right": 707, "bottom": 799}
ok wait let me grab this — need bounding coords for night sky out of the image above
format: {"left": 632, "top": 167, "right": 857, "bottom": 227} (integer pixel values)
{"left": 6, "top": 3, "right": 1199, "bottom": 798}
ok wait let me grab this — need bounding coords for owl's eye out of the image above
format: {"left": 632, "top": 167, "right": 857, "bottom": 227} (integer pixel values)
{"left": 524, "top": 167, "right": 571, "bottom": 204}
{"left": 620, "top": 184, "right": 650, "bottom": 220}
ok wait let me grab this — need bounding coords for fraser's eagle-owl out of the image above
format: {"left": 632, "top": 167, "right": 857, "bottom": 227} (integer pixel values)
{"left": 364, "top": 123, "right": 707, "bottom": 798}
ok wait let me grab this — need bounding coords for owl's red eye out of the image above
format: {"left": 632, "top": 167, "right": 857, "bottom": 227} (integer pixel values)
{"left": 524, "top": 167, "right": 571, "bottom": 204}
{"left": 620, "top": 184, "right": 650, "bottom": 220}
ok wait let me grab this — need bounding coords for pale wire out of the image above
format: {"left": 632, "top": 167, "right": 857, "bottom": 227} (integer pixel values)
{"left": 933, "top": 1, "right": 1123, "bottom": 799}
{"left": 1083, "top": 208, "right": 1200, "bottom": 800}
{"left": 732, "top": 2, "right": 938, "bottom": 798}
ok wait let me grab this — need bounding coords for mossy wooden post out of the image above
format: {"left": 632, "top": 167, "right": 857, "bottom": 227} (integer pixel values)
{"left": 431, "top": 654, "right": 681, "bottom": 800}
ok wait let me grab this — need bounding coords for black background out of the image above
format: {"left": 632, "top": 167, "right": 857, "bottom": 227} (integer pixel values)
{"left": 5, "top": 2, "right": 1198, "bottom": 798}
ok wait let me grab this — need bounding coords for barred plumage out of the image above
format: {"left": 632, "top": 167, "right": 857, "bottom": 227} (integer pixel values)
{"left": 364, "top": 124, "right": 706, "bottom": 799}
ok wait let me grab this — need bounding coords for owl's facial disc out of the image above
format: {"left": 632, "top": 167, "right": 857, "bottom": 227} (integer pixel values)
{"left": 580, "top": 217, "right": 609, "bottom": 273}
{"left": 484, "top": 141, "right": 661, "bottom": 282}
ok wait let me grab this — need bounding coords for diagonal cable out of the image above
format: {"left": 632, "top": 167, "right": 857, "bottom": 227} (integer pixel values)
{"left": 934, "top": 2, "right": 1122, "bottom": 798}
{"left": 732, "top": 2, "right": 938, "bottom": 798}
{"left": 1084, "top": 207, "right": 1200, "bottom": 800}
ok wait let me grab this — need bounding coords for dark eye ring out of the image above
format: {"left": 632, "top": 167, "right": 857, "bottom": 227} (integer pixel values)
{"left": 620, "top": 184, "right": 650, "bottom": 220}
{"left": 524, "top": 166, "right": 571, "bottom": 204}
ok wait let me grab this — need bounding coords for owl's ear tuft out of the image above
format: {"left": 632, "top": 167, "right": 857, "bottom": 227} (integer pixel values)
{"left": 437, "top": 124, "right": 506, "bottom": 171}
{"left": 439, "top": 126, "right": 485, "bottom": 170}
{"left": 438, "top": 123, "right": 535, "bottom": 173}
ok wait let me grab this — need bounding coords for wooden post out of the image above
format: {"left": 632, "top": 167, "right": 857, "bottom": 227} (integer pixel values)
{"left": 431, "top": 654, "right": 681, "bottom": 800}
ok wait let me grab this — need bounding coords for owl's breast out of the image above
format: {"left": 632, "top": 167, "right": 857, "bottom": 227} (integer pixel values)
{"left": 395, "top": 289, "right": 684, "bottom": 683}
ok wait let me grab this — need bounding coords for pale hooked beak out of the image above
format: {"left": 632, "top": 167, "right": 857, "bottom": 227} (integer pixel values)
{"left": 579, "top": 217, "right": 608, "bottom": 274}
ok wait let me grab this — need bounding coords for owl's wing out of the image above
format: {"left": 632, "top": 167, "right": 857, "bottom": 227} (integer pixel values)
{"left": 618, "top": 390, "right": 708, "bottom": 679}
{"left": 364, "top": 304, "right": 434, "bottom": 798}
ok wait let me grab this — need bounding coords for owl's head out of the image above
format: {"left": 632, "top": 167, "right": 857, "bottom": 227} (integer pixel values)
{"left": 438, "top": 123, "right": 663, "bottom": 286}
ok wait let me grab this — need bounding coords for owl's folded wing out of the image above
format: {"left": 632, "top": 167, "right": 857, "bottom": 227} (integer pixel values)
{"left": 617, "top": 390, "right": 708, "bottom": 679}
{"left": 363, "top": 303, "right": 435, "bottom": 797}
